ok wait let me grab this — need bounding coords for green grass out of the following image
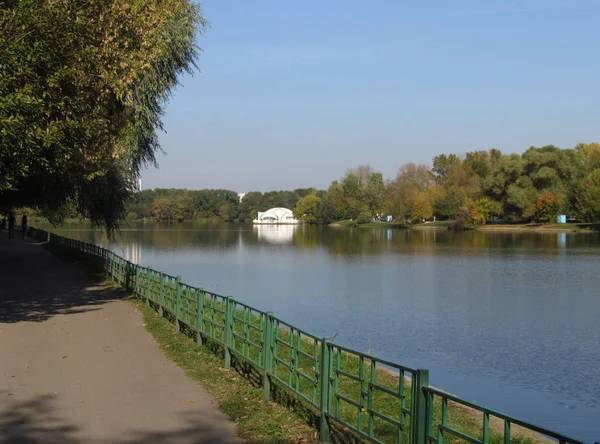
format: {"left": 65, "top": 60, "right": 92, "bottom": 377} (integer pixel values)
{"left": 334, "top": 220, "right": 407, "bottom": 229}
{"left": 477, "top": 222, "right": 582, "bottom": 232}
{"left": 410, "top": 220, "right": 453, "bottom": 228}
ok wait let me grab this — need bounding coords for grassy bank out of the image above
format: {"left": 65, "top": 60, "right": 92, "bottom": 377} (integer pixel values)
{"left": 333, "top": 219, "right": 599, "bottom": 233}
{"left": 332, "top": 220, "right": 407, "bottom": 228}
{"left": 476, "top": 223, "right": 588, "bottom": 232}
{"left": 410, "top": 221, "right": 453, "bottom": 229}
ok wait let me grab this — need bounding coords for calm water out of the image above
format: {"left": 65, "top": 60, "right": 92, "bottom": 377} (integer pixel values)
{"left": 49, "top": 222, "right": 600, "bottom": 441}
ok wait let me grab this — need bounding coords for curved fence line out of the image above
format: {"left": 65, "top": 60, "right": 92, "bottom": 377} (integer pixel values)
{"left": 28, "top": 227, "right": 587, "bottom": 444}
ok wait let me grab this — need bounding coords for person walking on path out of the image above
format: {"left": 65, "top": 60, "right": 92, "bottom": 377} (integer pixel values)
{"left": 7, "top": 212, "right": 15, "bottom": 239}
{"left": 21, "top": 213, "right": 28, "bottom": 238}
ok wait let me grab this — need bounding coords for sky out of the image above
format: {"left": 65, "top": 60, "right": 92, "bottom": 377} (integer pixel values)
{"left": 142, "top": 0, "right": 600, "bottom": 192}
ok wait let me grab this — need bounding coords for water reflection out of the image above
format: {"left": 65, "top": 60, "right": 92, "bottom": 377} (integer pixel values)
{"left": 119, "top": 242, "right": 142, "bottom": 264}
{"left": 253, "top": 224, "right": 297, "bottom": 244}
{"left": 558, "top": 232, "right": 566, "bottom": 247}
{"left": 52, "top": 221, "right": 600, "bottom": 258}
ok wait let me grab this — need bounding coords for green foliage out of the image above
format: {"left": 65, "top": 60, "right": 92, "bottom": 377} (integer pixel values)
{"left": 0, "top": 0, "right": 206, "bottom": 234}
{"left": 460, "top": 197, "right": 493, "bottom": 227}
{"left": 432, "top": 153, "right": 460, "bottom": 179}
{"left": 152, "top": 197, "right": 176, "bottom": 221}
{"left": 533, "top": 191, "right": 559, "bottom": 223}
{"left": 293, "top": 193, "right": 320, "bottom": 224}
{"left": 575, "top": 169, "right": 600, "bottom": 222}
{"left": 410, "top": 192, "right": 434, "bottom": 222}
{"left": 355, "top": 212, "right": 372, "bottom": 224}
{"left": 30, "top": 141, "right": 600, "bottom": 227}
{"left": 315, "top": 197, "right": 337, "bottom": 225}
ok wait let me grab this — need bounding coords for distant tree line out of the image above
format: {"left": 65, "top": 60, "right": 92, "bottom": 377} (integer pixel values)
{"left": 124, "top": 188, "right": 323, "bottom": 222}
{"left": 20, "top": 143, "right": 599, "bottom": 227}
{"left": 125, "top": 143, "right": 600, "bottom": 226}
{"left": 292, "top": 143, "right": 600, "bottom": 227}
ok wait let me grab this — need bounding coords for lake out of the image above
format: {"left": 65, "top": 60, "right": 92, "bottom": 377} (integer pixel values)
{"left": 46, "top": 221, "right": 600, "bottom": 441}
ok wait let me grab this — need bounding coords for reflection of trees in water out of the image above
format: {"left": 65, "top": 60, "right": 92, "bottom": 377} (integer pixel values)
{"left": 51, "top": 222, "right": 600, "bottom": 258}
{"left": 297, "top": 227, "right": 598, "bottom": 257}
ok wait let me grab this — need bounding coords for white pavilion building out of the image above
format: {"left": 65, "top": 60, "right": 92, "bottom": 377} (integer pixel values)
{"left": 253, "top": 207, "right": 299, "bottom": 224}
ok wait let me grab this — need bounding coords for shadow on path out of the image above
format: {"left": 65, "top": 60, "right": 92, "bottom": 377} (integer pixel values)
{"left": 0, "top": 393, "right": 241, "bottom": 444}
{"left": 0, "top": 237, "right": 120, "bottom": 324}
{"left": 0, "top": 392, "right": 79, "bottom": 444}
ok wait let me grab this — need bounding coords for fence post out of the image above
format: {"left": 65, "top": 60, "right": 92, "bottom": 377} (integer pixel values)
{"left": 175, "top": 276, "right": 182, "bottom": 332}
{"left": 103, "top": 249, "right": 108, "bottom": 275}
{"left": 263, "top": 312, "right": 274, "bottom": 401}
{"left": 414, "top": 369, "right": 430, "bottom": 444}
{"left": 195, "top": 290, "right": 204, "bottom": 344}
{"left": 319, "top": 339, "right": 331, "bottom": 443}
{"left": 158, "top": 273, "right": 165, "bottom": 317}
{"left": 224, "top": 296, "right": 232, "bottom": 370}
{"left": 133, "top": 265, "right": 142, "bottom": 298}
{"left": 125, "top": 261, "right": 132, "bottom": 292}
{"left": 110, "top": 254, "right": 116, "bottom": 284}
{"left": 145, "top": 269, "right": 151, "bottom": 306}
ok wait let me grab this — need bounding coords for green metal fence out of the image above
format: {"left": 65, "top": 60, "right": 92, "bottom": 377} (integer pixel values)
{"left": 29, "top": 227, "right": 588, "bottom": 444}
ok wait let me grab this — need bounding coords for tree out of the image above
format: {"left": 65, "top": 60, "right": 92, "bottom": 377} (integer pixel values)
{"left": 0, "top": 0, "right": 206, "bottom": 233}
{"left": 364, "top": 172, "right": 386, "bottom": 214}
{"left": 386, "top": 163, "right": 432, "bottom": 222}
{"left": 574, "top": 169, "right": 600, "bottom": 222}
{"left": 575, "top": 143, "right": 600, "bottom": 172}
{"left": 218, "top": 203, "right": 232, "bottom": 222}
{"left": 506, "top": 177, "right": 537, "bottom": 219}
{"left": 153, "top": 197, "right": 175, "bottom": 221}
{"left": 482, "top": 153, "right": 523, "bottom": 206}
{"left": 340, "top": 171, "right": 363, "bottom": 218}
{"left": 293, "top": 193, "right": 320, "bottom": 224}
{"left": 173, "top": 202, "right": 187, "bottom": 222}
{"left": 316, "top": 197, "right": 336, "bottom": 225}
{"left": 533, "top": 191, "right": 559, "bottom": 223}
{"left": 326, "top": 180, "right": 347, "bottom": 220}
{"left": 460, "top": 197, "right": 494, "bottom": 227}
{"left": 411, "top": 192, "right": 433, "bottom": 222}
{"left": 432, "top": 154, "right": 460, "bottom": 180}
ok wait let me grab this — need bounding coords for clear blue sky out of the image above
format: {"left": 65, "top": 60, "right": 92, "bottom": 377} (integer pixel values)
{"left": 142, "top": 0, "right": 600, "bottom": 192}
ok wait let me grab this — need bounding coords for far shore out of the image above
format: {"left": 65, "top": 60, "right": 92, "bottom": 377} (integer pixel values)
{"left": 331, "top": 220, "right": 599, "bottom": 233}
{"left": 29, "top": 216, "right": 600, "bottom": 233}
{"left": 475, "top": 223, "right": 597, "bottom": 233}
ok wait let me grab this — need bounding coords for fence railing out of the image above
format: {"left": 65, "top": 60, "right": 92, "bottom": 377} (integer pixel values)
{"left": 29, "top": 227, "right": 588, "bottom": 444}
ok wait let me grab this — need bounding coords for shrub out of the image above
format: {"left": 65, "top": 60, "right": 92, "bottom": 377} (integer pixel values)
{"left": 356, "top": 212, "right": 372, "bottom": 224}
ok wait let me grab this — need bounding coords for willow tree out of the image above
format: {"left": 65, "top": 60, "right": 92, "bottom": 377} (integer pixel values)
{"left": 0, "top": 0, "right": 206, "bottom": 233}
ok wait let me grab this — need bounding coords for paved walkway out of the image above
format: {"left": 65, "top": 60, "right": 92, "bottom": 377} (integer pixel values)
{"left": 0, "top": 234, "right": 241, "bottom": 444}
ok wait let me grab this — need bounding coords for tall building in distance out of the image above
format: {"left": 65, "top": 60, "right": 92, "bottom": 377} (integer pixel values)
{"left": 133, "top": 176, "right": 142, "bottom": 192}
{"left": 237, "top": 193, "right": 246, "bottom": 202}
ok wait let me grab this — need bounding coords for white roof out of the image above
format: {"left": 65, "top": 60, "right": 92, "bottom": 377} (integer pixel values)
{"left": 260, "top": 207, "right": 294, "bottom": 218}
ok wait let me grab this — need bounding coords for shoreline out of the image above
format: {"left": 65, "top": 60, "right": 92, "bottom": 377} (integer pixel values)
{"left": 475, "top": 224, "right": 588, "bottom": 233}
{"left": 331, "top": 220, "right": 597, "bottom": 233}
